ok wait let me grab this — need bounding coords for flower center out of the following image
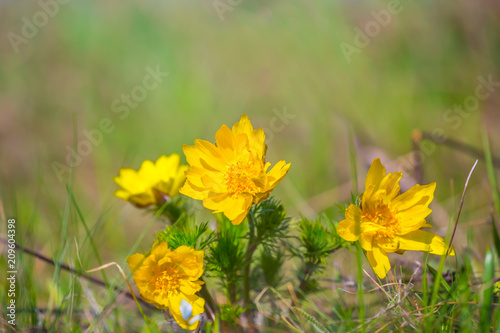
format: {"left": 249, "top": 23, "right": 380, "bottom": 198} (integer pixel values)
{"left": 224, "top": 160, "right": 259, "bottom": 195}
{"left": 153, "top": 265, "right": 183, "bottom": 297}
{"left": 361, "top": 203, "right": 400, "bottom": 241}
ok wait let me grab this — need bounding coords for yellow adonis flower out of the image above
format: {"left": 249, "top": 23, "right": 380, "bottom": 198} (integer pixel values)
{"left": 179, "top": 114, "right": 291, "bottom": 225}
{"left": 127, "top": 242, "right": 205, "bottom": 330}
{"left": 114, "top": 154, "right": 188, "bottom": 207}
{"left": 338, "top": 158, "right": 454, "bottom": 279}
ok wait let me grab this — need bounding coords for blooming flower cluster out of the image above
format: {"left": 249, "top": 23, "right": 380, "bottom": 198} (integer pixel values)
{"left": 114, "top": 154, "right": 187, "bottom": 207}
{"left": 180, "top": 114, "right": 291, "bottom": 225}
{"left": 338, "top": 158, "right": 454, "bottom": 278}
{"left": 127, "top": 242, "right": 205, "bottom": 330}
{"left": 114, "top": 114, "right": 455, "bottom": 330}
{"left": 115, "top": 115, "right": 291, "bottom": 330}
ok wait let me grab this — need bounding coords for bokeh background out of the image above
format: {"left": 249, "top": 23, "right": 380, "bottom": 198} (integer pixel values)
{"left": 1, "top": 0, "right": 500, "bottom": 328}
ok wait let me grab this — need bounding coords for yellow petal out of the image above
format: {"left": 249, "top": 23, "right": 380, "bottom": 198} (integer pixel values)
{"left": 234, "top": 132, "right": 251, "bottom": 155}
{"left": 398, "top": 201, "right": 433, "bottom": 218}
{"left": 231, "top": 114, "right": 266, "bottom": 161}
{"left": 167, "top": 164, "right": 188, "bottom": 197}
{"left": 127, "top": 252, "right": 155, "bottom": 293}
{"left": 361, "top": 184, "right": 376, "bottom": 210}
{"left": 155, "top": 154, "right": 181, "bottom": 177}
{"left": 183, "top": 166, "right": 208, "bottom": 187}
{"left": 183, "top": 144, "right": 202, "bottom": 167}
{"left": 359, "top": 232, "right": 373, "bottom": 251}
{"left": 194, "top": 139, "right": 227, "bottom": 171}
{"left": 127, "top": 253, "right": 145, "bottom": 273}
{"left": 249, "top": 128, "right": 266, "bottom": 161}
{"left": 379, "top": 171, "right": 403, "bottom": 200}
{"left": 232, "top": 114, "right": 254, "bottom": 135}
{"left": 114, "top": 168, "right": 146, "bottom": 194}
{"left": 265, "top": 160, "right": 291, "bottom": 189}
{"left": 337, "top": 204, "right": 362, "bottom": 241}
{"left": 397, "top": 230, "right": 454, "bottom": 255}
{"left": 253, "top": 190, "right": 272, "bottom": 204}
{"left": 202, "top": 193, "right": 229, "bottom": 213}
{"left": 179, "top": 280, "right": 204, "bottom": 295}
{"left": 179, "top": 180, "right": 209, "bottom": 200}
{"left": 138, "top": 159, "right": 159, "bottom": 184}
{"left": 150, "top": 292, "right": 170, "bottom": 310}
{"left": 183, "top": 142, "right": 224, "bottom": 171}
{"left": 152, "top": 242, "right": 171, "bottom": 263}
{"left": 397, "top": 213, "right": 432, "bottom": 234}
{"left": 171, "top": 246, "right": 204, "bottom": 280}
{"left": 200, "top": 172, "right": 227, "bottom": 193}
{"left": 366, "top": 245, "right": 391, "bottom": 279}
{"left": 377, "top": 238, "right": 399, "bottom": 253}
{"left": 393, "top": 182, "right": 436, "bottom": 233}
{"left": 231, "top": 206, "right": 251, "bottom": 225}
{"left": 203, "top": 193, "right": 253, "bottom": 225}
{"left": 227, "top": 194, "right": 253, "bottom": 225}
{"left": 150, "top": 240, "right": 162, "bottom": 252}
{"left": 168, "top": 294, "right": 205, "bottom": 330}
{"left": 365, "top": 158, "right": 386, "bottom": 192}
{"left": 154, "top": 154, "right": 188, "bottom": 197}
{"left": 215, "top": 125, "right": 237, "bottom": 153}
{"left": 399, "top": 205, "right": 434, "bottom": 222}
{"left": 114, "top": 189, "right": 131, "bottom": 201}
{"left": 392, "top": 182, "right": 436, "bottom": 211}
{"left": 127, "top": 192, "right": 156, "bottom": 207}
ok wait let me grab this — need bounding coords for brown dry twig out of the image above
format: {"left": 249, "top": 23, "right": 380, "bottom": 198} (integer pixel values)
{"left": 447, "top": 159, "right": 479, "bottom": 255}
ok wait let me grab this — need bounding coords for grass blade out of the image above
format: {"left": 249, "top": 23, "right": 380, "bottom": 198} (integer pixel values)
{"left": 479, "top": 250, "right": 494, "bottom": 332}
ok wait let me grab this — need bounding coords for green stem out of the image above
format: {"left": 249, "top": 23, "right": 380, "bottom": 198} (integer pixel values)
{"left": 429, "top": 195, "right": 455, "bottom": 328}
{"left": 422, "top": 252, "right": 429, "bottom": 307}
{"left": 355, "top": 242, "right": 366, "bottom": 333}
{"left": 200, "top": 278, "right": 219, "bottom": 320}
{"left": 244, "top": 212, "right": 257, "bottom": 324}
{"left": 298, "top": 261, "right": 314, "bottom": 295}
{"left": 228, "top": 279, "right": 237, "bottom": 305}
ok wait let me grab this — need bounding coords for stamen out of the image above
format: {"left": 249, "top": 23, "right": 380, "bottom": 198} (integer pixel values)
{"left": 224, "top": 160, "right": 259, "bottom": 195}
{"left": 361, "top": 202, "right": 400, "bottom": 241}
{"left": 153, "top": 265, "right": 183, "bottom": 297}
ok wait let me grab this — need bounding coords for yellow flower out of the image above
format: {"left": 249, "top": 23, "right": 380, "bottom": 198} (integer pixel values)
{"left": 338, "top": 158, "right": 454, "bottom": 279}
{"left": 179, "top": 114, "right": 291, "bottom": 225}
{"left": 114, "top": 154, "right": 188, "bottom": 207}
{"left": 127, "top": 241, "right": 205, "bottom": 330}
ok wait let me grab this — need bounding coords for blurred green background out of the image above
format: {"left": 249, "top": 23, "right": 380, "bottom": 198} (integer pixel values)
{"left": 1, "top": 0, "right": 499, "bottom": 324}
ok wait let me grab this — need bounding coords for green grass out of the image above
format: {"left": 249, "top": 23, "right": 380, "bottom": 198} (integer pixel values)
{"left": 1, "top": 0, "right": 500, "bottom": 331}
